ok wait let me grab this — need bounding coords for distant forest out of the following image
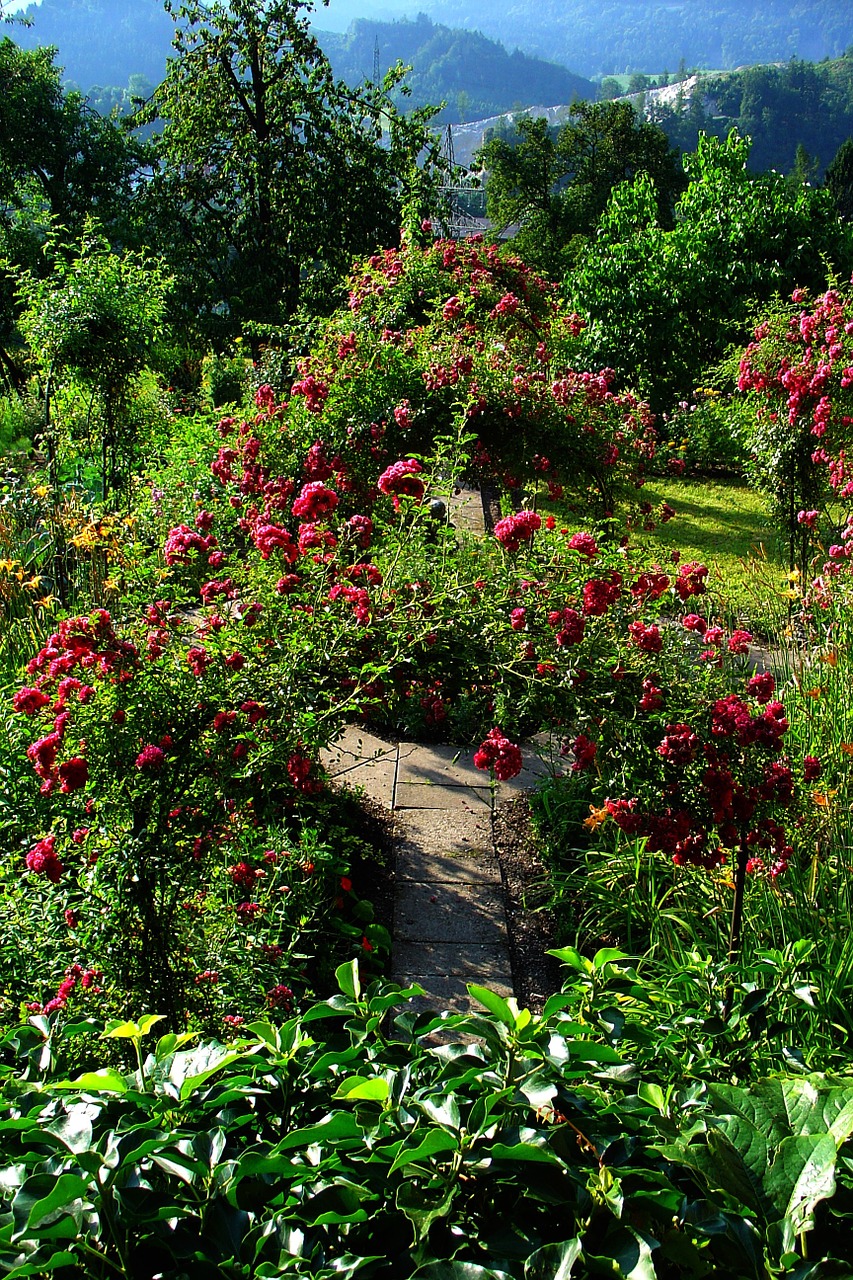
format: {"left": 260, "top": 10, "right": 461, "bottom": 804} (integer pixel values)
{"left": 425, "top": 0, "right": 853, "bottom": 78}
{"left": 12, "top": 0, "right": 593, "bottom": 122}
{"left": 650, "top": 56, "right": 853, "bottom": 177}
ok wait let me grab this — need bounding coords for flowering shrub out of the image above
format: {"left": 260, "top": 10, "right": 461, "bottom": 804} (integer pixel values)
{"left": 738, "top": 282, "right": 853, "bottom": 574}
{"left": 275, "top": 236, "right": 657, "bottom": 522}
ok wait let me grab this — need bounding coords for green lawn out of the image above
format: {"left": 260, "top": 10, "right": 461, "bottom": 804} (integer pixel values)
{"left": 544, "top": 475, "right": 790, "bottom": 635}
{"left": 640, "top": 476, "right": 789, "bottom": 630}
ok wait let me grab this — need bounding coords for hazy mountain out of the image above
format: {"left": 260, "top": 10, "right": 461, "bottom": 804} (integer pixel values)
{"left": 423, "top": 0, "right": 853, "bottom": 77}
{"left": 10, "top": 0, "right": 593, "bottom": 123}
{"left": 318, "top": 16, "right": 593, "bottom": 122}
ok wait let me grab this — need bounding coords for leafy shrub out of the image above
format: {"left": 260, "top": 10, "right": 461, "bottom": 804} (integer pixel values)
{"left": 2, "top": 963, "right": 853, "bottom": 1277}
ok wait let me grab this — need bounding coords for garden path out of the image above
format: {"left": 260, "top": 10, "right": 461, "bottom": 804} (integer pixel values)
{"left": 320, "top": 727, "right": 560, "bottom": 1014}
{"left": 321, "top": 480, "right": 561, "bottom": 1013}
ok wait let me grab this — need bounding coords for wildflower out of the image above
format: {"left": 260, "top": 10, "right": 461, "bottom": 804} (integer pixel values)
{"left": 583, "top": 805, "right": 608, "bottom": 831}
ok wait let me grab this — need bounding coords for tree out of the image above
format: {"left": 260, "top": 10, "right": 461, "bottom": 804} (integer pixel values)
{"left": 17, "top": 222, "right": 172, "bottom": 503}
{"left": 567, "top": 131, "right": 853, "bottom": 410}
{"left": 149, "top": 0, "right": 437, "bottom": 339}
{"left": 826, "top": 137, "right": 853, "bottom": 220}
{"left": 477, "top": 101, "right": 684, "bottom": 276}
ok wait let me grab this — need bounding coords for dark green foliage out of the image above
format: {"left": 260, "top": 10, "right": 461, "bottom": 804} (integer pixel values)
{"left": 655, "top": 55, "right": 853, "bottom": 179}
{"left": 144, "top": 0, "right": 437, "bottom": 340}
{"left": 825, "top": 136, "right": 853, "bottom": 218}
{"left": 477, "top": 102, "right": 684, "bottom": 277}
{"left": 3, "top": 962, "right": 853, "bottom": 1277}
{"left": 566, "top": 131, "right": 853, "bottom": 410}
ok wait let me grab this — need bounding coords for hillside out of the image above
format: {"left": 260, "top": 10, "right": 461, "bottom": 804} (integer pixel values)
{"left": 317, "top": 16, "right": 594, "bottom": 122}
{"left": 424, "top": 0, "right": 853, "bottom": 78}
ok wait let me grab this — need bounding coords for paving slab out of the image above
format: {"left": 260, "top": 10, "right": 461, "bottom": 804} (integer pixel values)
{"left": 396, "top": 742, "right": 485, "bottom": 788}
{"left": 395, "top": 881, "right": 507, "bottom": 945}
{"left": 394, "top": 809, "right": 493, "bottom": 855}
{"left": 394, "top": 782, "right": 491, "bottom": 811}
{"left": 321, "top": 727, "right": 398, "bottom": 778}
{"left": 395, "top": 845, "right": 501, "bottom": 884}
{"left": 398, "top": 974, "right": 514, "bottom": 1015}
{"left": 332, "top": 757, "right": 397, "bottom": 809}
{"left": 393, "top": 940, "right": 513, "bottom": 982}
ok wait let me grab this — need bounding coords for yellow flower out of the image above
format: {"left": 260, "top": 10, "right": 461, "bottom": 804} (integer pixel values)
{"left": 787, "top": 568, "right": 801, "bottom": 582}
{"left": 24, "top": 576, "right": 43, "bottom": 591}
{"left": 583, "top": 805, "right": 609, "bottom": 832}
{"left": 34, "top": 594, "right": 58, "bottom": 609}
{"left": 812, "top": 789, "right": 838, "bottom": 808}
{"left": 0, "top": 558, "right": 18, "bottom": 573}
{"left": 32, "top": 485, "right": 49, "bottom": 499}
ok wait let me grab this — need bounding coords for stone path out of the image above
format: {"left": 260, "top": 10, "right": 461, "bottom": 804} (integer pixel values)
{"left": 320, "top": 726, "right": 561, "bottom": 1014}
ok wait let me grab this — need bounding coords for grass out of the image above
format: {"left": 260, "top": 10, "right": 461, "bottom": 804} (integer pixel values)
{"left": 640, "top": 476, "right": 788, "bottom": 632}
{"left": 539, "top": 474, "right": 787, "bottom": 636}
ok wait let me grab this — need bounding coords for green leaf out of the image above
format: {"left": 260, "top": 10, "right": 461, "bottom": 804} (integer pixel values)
{"left": 1, "top": 1250, "right": 77, "bottom": 1277}
{"left": 524, "top": 1238, "right": 583, "bottom": 1279}
{"left": 336, "top": 959, "right": 361, "bottom": 1002}
{"left": 12, "top": 1174, "right": 90, "bottom": 1240}
{"left": 397, "top": 1181, "right": 458, "bottom": 1242}
{"left": 275, "top": 1111, "right": 364, "bottom": 1151}
{"left": 468, "top": 984, "right": 515, "bottom": 1027}
{"left": 592, "top": 948, "right": 631, "bottom": 970}
{"left": 637, "top": 1082, "right": 666, "bottom": 1113}
{"left": 389, "top": 1129, "right": 458, "bottom": 1172}
{"left": 410, "top": 1266, "right": 512, "bottom": 1280}
{"left": 764, "top": 1133, "right": 838, "bottom": 1234}
{"left": 547, "top": 947, "right": 592, "bottom": 974}
{"left": 585, "top": 1226, "right": 656, "bottom": 1279}
{"left": 51, "top": 1068, "right": 128, "bottom": 1094}
{"left": 333, "top": 1076, "right": 390, "bottom": 1102}
{"left": 44, "top": 1105, "right": 97, "bottom": 1154}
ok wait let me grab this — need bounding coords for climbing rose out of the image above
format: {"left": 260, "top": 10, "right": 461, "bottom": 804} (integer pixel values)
{"left": 493, "top": 510, "right": 541, "bottom": 553}
{"left": 377, "top": 459, "right": 425, "bottom": 509}
{"left": 292, "top": 481, "right": 338, "bottom": 521}
{"left": 135, "top": 744, "right": 165, "bottom": 771}
{"left": 26, "top": 835, "right": 63, "bottom": 883}
{"left": 474, "top": 727, "right": 523, "bottom": 781}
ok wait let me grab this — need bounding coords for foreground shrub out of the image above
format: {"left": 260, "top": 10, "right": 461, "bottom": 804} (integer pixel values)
{"left": 2, "top": 961, "right": 853, "bottom": 1278}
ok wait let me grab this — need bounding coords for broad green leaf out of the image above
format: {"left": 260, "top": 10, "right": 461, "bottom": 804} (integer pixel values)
{"left": 174, "top": 1045, "right": 247, "bottom": 1098}
{"left": 51, "top": 1068, "right": 128, "bottom": 1094}
{"left": 524, "top": 1238, "right": 583, "bottom": 1279}
{"left": 585, "top": 1226, "right": 656, "bottom": 1279}
{"left": 419, "top": 1094, "right": 461, "bottom": 1132}
{"left": 275, "top": 1111, "right": 364, "bottom": 1150}
{"left": 411, "top": 1265, "right": 512, "bottom": 1280}
{"left": 637, "top": 1082, "right": 667, "bottom": 1113}
{"left": 336, "top": 959, "right": 361, "bottom": 1002}
{"left": 2, "top": 1250, "right": 77, "bottom": 1277}
{"left": 468, "top": 984, "right": 515, "bottom": 1027}
{"left": 389, "top": 1129, "right": 458, "bottom": 1172}
{"left": 44, "top": 1105, "right": 97, "bottom": 1154}
{"left": 764, "top": 1133, "right": 838, "bottom": 1233}
{"left": 547, "top": 947, "right": 592, "bottom": 974}
{"left": 397, "top": 1181, "right": 458, "bottom": 1241}
{"left": 592, "top": 948, "right": 631, "bottom": 970}
{"left": 12, "top": 1174, "right": 90, "bottom": 1239}
{"left": 334, "top": 1076, "right": 389, "bottom": 1102}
